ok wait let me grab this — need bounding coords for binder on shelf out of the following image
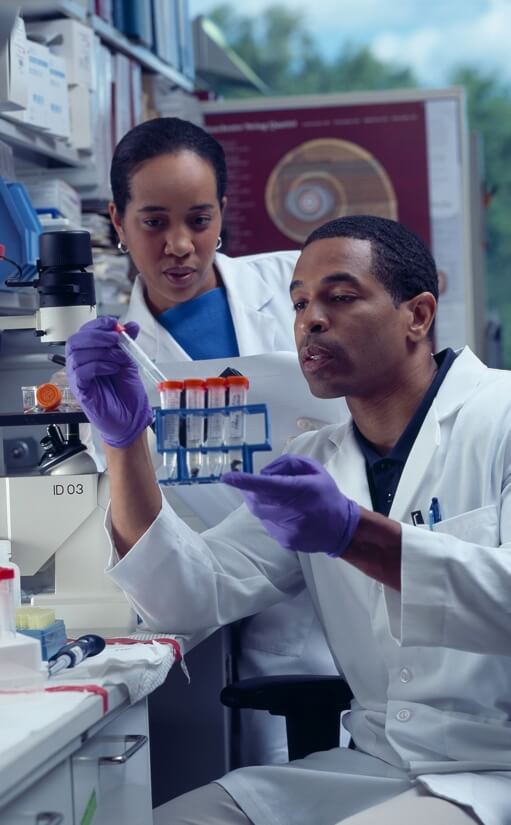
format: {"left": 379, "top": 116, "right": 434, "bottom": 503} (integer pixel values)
{"left": 152, "top": 0, "right": 180, "bottom": 69}
{"left": 121, "top": 0, "right": 154, "bottom": 50}
{"left": 112, "top": 0, "right": 125, "bottom": 32}
{"left": 177, "top": 0, "right": 195, "bottom": 80}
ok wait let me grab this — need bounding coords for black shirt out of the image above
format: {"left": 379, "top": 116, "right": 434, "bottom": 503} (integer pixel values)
{"left": 353, "top": 349, "right": 457, "bottom": 517}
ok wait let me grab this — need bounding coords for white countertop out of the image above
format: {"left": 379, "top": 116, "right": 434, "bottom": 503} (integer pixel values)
{"left": 0, "top": 636, "right": 179, "bottom": 809}
{"left": 0, "top": 682, "right": 129, "bottom": 808}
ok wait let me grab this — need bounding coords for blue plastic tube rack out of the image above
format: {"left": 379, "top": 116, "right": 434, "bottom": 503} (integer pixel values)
{"left": 154, "top": 403, "right": 271, "bottom": 485}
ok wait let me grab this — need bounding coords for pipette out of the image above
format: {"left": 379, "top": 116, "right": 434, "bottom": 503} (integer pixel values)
{"left": 115, "top": 323, "right": 167, "bottom": 387}
{"left": 47, "top": 633, "right": 106, "bottom": 676}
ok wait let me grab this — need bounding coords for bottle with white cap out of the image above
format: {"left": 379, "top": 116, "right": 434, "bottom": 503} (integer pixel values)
{"left": 0, "top": 540, "right": 21, "bottom": 607}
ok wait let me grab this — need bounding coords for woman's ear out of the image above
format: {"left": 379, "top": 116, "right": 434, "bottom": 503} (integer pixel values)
{"left": 108, "top": 202, "right": 125, "bottom": 243}
{"left": 220, "top": 195, "right": 228, "bottom": 216}
{"left": 406, "top": 292, "right": 437, "bottom": 343}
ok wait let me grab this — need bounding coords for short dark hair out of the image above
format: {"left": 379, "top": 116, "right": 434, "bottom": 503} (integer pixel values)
{"left": 303, "top": 215, "right": 438, "bottom": 303}
{"left": 110, "top": 117, "right": 228, "bottom": 217}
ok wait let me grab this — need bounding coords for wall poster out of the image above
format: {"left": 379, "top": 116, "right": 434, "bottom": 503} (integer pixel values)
{"left": 203, "top": 90, "right": 474, "bottom": 353}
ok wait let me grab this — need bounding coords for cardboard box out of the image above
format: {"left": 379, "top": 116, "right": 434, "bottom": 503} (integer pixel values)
{"left": 26, "top": 19, "right": 95, "bottom": 90}
{"left": 48, "top": 53, "right": 71, "bottom": 139}
{"left": 10, "top": 39, "right": 50, "bottom": 130}
{"left": 69, "top": 85, "right": 93, "bottom": 150}
{"left": 25, "top": 178, "right": 82, "bottom": 227}
{"left": 0, "top": 16, "right": 28, "bottom": 111}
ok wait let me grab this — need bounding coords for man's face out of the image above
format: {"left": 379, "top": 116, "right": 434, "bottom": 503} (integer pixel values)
{"left": 292, "top": 236, "right": 413, "bottom": 400}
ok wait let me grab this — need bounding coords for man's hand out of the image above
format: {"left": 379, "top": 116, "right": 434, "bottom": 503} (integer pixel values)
{"left": 65, "top": 316, "right": 153, "bottom": 448}
{"left": 222, "top": 454, "right": 360, "bottom": 557}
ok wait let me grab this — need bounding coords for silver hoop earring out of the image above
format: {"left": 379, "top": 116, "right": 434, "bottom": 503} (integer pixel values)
{"left": 117, "top": 240, "right": 129, "bottom": 254}
{"left": 215, "top": 237, "right": 222, "bottom": 251}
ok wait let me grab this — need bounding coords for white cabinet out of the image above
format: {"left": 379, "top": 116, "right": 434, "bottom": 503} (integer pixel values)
{"left": 72, "top": 700, "right": 152, "bottom": 825}
{"left": 0, "top": 759, "right": 74, "bottom": 824}
{"left": 0, "top": 698, "right": 152, "bottom": 825}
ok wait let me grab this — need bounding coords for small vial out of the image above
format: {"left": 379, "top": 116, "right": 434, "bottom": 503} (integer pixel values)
{"left": 184, "top": 378, "right": 206, "bottom": 479}
{"left": 0, "top": 541, "right": 21, "bottom": 608}
{"left": 205, "top": 377, "right": 227, "bottom": 477}
{"left": 22, "top": 385, "right": 37, "bottom": 413}
{"left": 226, "top": 375, "right": 249, "bottom": 472}
{"left": 115, "top": 323, "right": 167, "bottom": 387}
{"left": 0, "top": 567, "right": 16, "bottom": 639}
{"left": 158, "top": 380, "right": 183, "bottom": 481}
{"left": 61, "top": 385, "right": 81, "bottom": 411}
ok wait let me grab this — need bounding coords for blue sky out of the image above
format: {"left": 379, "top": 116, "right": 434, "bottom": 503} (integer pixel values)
{"left": 190, "top": 0, "right": 511, "bottom": 86}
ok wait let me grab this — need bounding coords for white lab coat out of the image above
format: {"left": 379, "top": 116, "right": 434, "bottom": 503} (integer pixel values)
{"left": 108, "top": 347, "right": 511, "bottom": 825}
{"left": 123, "top": 249, "right": 339, "bottom": 765}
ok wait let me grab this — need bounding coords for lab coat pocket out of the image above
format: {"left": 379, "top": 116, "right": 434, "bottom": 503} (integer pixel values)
{"left": 431, "top": 504, "right": 499, "bottom": 545}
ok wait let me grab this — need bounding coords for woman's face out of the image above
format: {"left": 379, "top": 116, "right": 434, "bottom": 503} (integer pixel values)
{"left": 110, "top": 150, "right": 225, "bottom": 315}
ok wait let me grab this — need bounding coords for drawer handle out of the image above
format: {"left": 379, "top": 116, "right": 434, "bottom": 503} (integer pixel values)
{"left": 99, "top": 734, "right": 148, "bottom": 765}
{"left": 36, "top": 814, "right": 63, "bottom": 825}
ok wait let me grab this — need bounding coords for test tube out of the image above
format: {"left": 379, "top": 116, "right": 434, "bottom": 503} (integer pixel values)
{"left": 205, "top": 377, "right": 227, "bottom": 477}
{"left": 115, "top": 323, "right": 167, "bottom": 388}
{"left": 0, "top": 567, "right": 16, "bottom": 639}
{"left": 226, "top": 375, "right": 249, "bottom": 472}
{"left": 184, "top": 378, "right": 206, "bottom": 479}
{"left": 158, "top": 380, "right": 183, "bottom": 481}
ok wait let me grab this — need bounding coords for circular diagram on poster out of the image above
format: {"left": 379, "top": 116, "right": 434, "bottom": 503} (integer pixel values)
{"left": 265, "top": 138, "right": 398, "bottom": 243}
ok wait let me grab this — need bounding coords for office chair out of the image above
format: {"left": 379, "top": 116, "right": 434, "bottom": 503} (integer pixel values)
{"left": 221, "top": 675, "right": 353, "bottom": 761}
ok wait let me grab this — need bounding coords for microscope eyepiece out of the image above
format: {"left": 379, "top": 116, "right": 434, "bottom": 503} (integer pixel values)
{"left": 38, "top": 230, "right": 93, "bottom": 271}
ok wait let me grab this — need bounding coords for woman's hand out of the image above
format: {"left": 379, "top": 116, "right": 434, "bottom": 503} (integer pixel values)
{"left": 65, "top": 316, "right": 153, "bottom": 448}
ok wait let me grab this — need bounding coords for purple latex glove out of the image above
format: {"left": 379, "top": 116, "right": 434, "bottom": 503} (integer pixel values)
{"left": 222, "top": 454, "right": 360, "bottom": 557}
{"left": 65, "top": 316, "right": 153, "bottom": 448}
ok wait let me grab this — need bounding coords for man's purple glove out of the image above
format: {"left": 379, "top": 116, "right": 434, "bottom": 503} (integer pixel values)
{"left": 65, "top": 316, "right": 153, "bottom": 448}
{"left": 222, "top": 454, "right": 360, "bottom": 557}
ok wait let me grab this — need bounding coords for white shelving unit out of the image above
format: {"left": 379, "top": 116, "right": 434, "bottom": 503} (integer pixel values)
{"left": 0, "top": 116, "right": 88, "bottom": 167}
{"left": 0, "top": 0, "right": 194, "bottom": 169}
{"left": 20, "top": 0, "right": 87, "bottom": 23}
{"left": 91, "top": 15, "right": 194, "bottom": 91}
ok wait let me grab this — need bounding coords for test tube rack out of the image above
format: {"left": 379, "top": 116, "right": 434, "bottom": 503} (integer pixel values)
{"left": 154, "top": 403, "right": 271, "bottom": 485}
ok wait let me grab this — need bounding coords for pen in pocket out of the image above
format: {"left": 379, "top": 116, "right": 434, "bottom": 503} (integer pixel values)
{"left": 428, "top": 497, "right": 442, "bottom": 530}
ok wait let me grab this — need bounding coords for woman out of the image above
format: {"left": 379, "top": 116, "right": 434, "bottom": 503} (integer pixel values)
{"left": 107, "top": 117, "right": 338, "bottom": 767}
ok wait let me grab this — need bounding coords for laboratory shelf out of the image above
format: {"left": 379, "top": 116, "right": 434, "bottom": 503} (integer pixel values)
{"left": 20, "top": 0, "right": 87, "bottom": 23}
{"left": 0, "top": 117, "right": 88, "bottom": 168}
{"left": 0, "top": 411, "right": 89, "bottom": 427}
{"left": 91, "top": 15, "right": 194, "bottom": 92}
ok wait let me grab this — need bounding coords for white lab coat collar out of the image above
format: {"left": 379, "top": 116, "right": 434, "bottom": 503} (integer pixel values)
{"left": 123, "top": 252, "right": 282, "bottom": 361}
{"left": 215, "top": 253, "right": 281, "bottom": 355}
{"left": 389, "top": 346, "right": 488, "bottom": 521}
{"left": 323, "top": 347, "right": 488, "bottom": 521}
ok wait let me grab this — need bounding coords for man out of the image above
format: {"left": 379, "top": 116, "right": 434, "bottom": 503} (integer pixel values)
{"left": 66, "top": 215, "right": 510, "bottom": 825}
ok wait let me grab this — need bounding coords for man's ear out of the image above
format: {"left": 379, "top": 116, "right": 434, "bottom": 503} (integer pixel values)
{"left": 406, "top": 292, "right": 437, "bottom": 343}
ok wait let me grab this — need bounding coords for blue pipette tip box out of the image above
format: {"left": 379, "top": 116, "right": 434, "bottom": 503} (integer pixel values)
{"left": 17, "top": 619, "right": 67, "bottom": 660}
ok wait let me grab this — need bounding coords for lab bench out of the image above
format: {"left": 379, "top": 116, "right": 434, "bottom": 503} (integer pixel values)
{"left": 0, "top": 685, "right": 153, "bottom": 824}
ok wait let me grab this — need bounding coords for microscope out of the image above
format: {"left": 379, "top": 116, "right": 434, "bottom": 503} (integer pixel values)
{"left": 0, "top": 230, "right": 136, "bottom": 634}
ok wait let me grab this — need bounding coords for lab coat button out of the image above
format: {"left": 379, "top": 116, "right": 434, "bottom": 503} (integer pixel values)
{"left": 396, "top": 708, "right": 411, "bottom": 722}
{"left": 399, "top": 667, "right": 412, "bottom": 683}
